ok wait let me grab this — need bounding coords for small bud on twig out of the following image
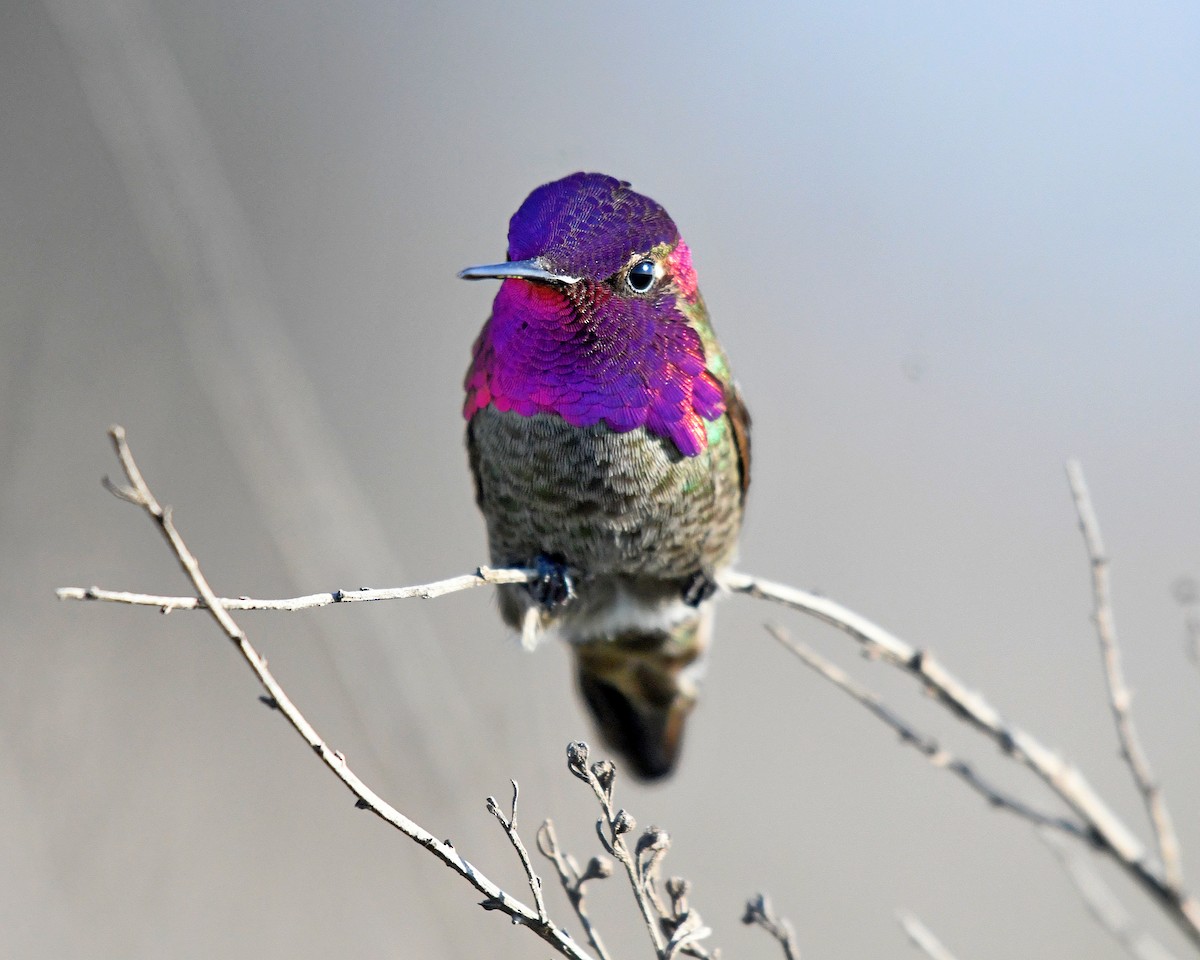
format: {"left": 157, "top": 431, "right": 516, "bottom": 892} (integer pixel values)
{"left": 636, "top": 826, "right": 670, "bottom": 857}
{"left": 591, "top": 759, "right": 616, "bottom": 793}
{"left": 581, "top": 856, "right": 613, "bottom": 882}
{"left": 566, "top": 741, "right": 591, "bottom": 781}
{"left": 612, "top": 809, "right": 636, "bottom": 836}
{"left": 666, "top": 875, "right": 690, "bottom": 915}
{"left": 742, "top": 893, "right": 768, "bottom": 926}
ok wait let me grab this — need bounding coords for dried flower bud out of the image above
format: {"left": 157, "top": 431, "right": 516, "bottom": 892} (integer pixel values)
{"left": 666, "top": 876, "right": 690, "bottom": 901}
{"left": 582, "top": 856, "right": 614, "bottom": 881}
{"left": 612, "top": 809, "right": 636, "bottom": 835}
{"left": 590, "top": 759, "right": 616, "bottom": 791}
{"left": 636, "top": 826, "right": 670, "bottom": 857}
{"left": 566, "top": 741, "right": 591, "bottom": 780}
{"left": 742, "top": 893, "right": 769, "bottom": 925}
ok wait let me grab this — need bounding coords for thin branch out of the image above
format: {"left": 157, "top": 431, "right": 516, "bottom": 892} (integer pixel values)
{"left": 785, "top": 617, "right": 1181, "bottom": 960}
{"left": 567, "top": 744, "right": 669, "bottom": 958}
{"left": 1066, "top": 460, "right": 1185, "bottom": 891}
{"left": 564, "top": 744, "right": 714, "bottom": 960}
{"left": 486, "top": 781, "right": 550, "bottom": 927}
{"left": 777, "top": 619, "right": 1186, "bottom": 960}
{"left": 98, "top": 426, "right": 590, "bottom": 960}
{"left": 60, "top": 429, "right": 1200, "bottom": 951}
{"left": 57, "top": 567, "right": 536, "bottom": 611}
{"left": 537, "top": 820, "right": 614, "bottom": 960}
{"left": 767, "top": 625, "right": 1091, "bottom": 841}
{"left": 742, "top": 893, "right": 801, "bottom": 960}
{"left": 896, "top": 911, "right": 960, "bottom": 960}
{"left": 719, "top": 570, "right": 1200, "bottom": 948}
{"left": 1042, "top": 830, "right": 1180, "bottom": 960}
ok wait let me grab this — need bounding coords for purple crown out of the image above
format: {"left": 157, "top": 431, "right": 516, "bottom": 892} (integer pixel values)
{"left": 507, "top": 173, "right": 679, "bottom": 280}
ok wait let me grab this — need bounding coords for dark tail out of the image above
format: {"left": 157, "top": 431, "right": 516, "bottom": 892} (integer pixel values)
{"left": 571, "top": 609, "right": 711, "bottom": 781}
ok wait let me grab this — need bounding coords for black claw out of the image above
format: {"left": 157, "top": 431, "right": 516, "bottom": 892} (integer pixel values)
{"left": 527, "top": 554, "right": 575, "bottom": 609}
{"left": 682, "top": 570, "right": 718, "bottom": 607}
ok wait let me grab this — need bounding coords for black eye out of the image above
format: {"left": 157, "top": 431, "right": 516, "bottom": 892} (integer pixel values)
{"left": 626, "top": 259, "right": 657, "bottom": 294}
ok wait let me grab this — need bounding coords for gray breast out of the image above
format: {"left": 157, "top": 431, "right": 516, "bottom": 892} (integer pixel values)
{"left": 467, "top": 408, "right": 743, "bottom": 581}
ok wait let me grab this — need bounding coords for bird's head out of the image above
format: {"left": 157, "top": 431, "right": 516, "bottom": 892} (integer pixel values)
{"left": 460, "top": 173, "right": 722, "bottom": 458}
{"left": 459, "top": 171, "right": 699, "bottom": 303}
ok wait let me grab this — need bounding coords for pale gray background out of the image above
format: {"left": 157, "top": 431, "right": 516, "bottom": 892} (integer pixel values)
{"left": 3, "top": 2, "right": 1199, "bottom": 958}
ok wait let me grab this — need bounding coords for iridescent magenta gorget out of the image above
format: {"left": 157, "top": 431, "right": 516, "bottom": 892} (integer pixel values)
{"left": 463, "top": 173, "right": 725, "bottom": 457}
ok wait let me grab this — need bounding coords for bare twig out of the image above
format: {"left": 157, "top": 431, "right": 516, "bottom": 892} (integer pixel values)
{"left": 774, "top": 624, "right": 1187, "bottom": 956}
{"left": 567, "top": 743, "right": 669, "bottom": 958}
{"left": 57, "top": 567, "right": 536, "bottom": 611}
{"left": 97, "top": 426, "right": 589, "bottom": 960}
{"left": 896, "top": 911, "right": 960, "bottom": 960}
{"left": 742, "top": 893, "right": 801, "bottom": 960}
{"left": 1067, "top": 460, "right": 1185, "bottom": 891}
{"left": 775, "top": 620, "right": 1186, "bottom": 959}
{"left": 719, "top": 570, "right": 1200, "bottom": 947}
{"left": 537, "top": 820, "right": 614, "bottom": 960}
{"left": 486, "top": 781, "right": 550, "bottom": 927}
{"left": 1042, "top": 831, "right": 1180, "bottom": 960}
{"left": 61, "top": 429, "right": 1200, "bottom": 951}
{"left": 564, "top": 744, "right": 714, "bottom": 960}
{"left": 768, "top": 625, "right": 1090, "bottom": 841}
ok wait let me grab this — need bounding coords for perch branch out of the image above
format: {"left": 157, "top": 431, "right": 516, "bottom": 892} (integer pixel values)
{"left": 719, "top": 570, "right": 1200, "bottom": 947}
{"left": 60, "top": 430, "right": 1200, "bottom": 949}
{"left": 767, "top": 625, "right": 1090, "bottom": 841}
{"left": 57, "top": 567, "right": 535, "bottom": 611}
{"left": 96, "top": 426, "right": 588, "bottom": 960}
{"left": 1066, "top": 460, "right": 1184, "bottom": 891}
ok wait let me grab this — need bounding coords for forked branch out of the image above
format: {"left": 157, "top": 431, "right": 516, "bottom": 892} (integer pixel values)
{"left": 93, "top": 426, "right": 591, "bottom": 960}
{"left": 721, "top": 464, "right": 1200, "bottom": 948}
{"left": 487, "top": 780, "right": 550, "bottom": 927}
{"left": 537, "top": 820, "right": 615, "bottom": 960}
{"left": 768, "top": 625, "right": 1090, "bottom": 842}
{"left": 565, "top": 743, "right": 713, "bottom": 960}
{"left": 58, "top": 429, "right": 1200, "bottom": 954}
{"left": 721, "top": 563, "right": 1200, "bottom": 946}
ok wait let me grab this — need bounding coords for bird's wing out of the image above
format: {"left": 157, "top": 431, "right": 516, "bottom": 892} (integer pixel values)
{"left": 724, "top": 380, "right": 751, "bottom": 502}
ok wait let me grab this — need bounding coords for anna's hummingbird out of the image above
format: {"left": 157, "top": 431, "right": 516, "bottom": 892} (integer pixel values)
{"left": 460, "top": 173, "right": 750, "bottom": 780}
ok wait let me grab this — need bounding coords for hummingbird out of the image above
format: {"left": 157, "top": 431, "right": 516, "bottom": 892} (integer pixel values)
{"left": 459, "top": 173, "right": 750, "bottom": 780}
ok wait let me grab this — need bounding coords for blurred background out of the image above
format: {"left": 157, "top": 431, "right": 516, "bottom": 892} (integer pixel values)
{"left": 3, "top": 1, "right": 1198, "bottom": 957}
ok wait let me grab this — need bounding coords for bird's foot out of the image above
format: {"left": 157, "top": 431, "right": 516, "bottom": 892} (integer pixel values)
{"left": 682, "top": 570, "right": 718, "bottom": 607}
{"left": 527, "top": 554, "right": 576, "bottom": 610}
